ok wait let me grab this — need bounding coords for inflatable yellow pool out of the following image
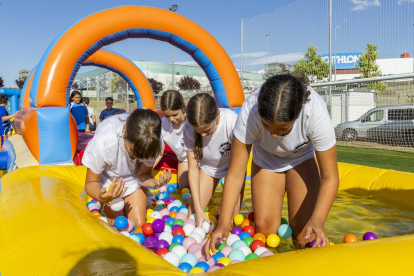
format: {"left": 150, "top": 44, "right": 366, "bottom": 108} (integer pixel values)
{"left": 1, "top": 162, "right": 414, "bottom": 275}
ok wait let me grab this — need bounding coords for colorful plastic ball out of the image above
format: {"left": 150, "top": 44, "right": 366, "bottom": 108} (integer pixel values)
{"left": 245, "top": 253, "right": 259, "bottom": 260}
{"left": 250, "top": 240, "right": 265, "bottom": 252}
{"left": 161, "top": 191, "right": 169, "bottom": 199}
{"left": 155, "top": 239, "right": 170, "bottom": 251}
{"left": 164, "top": 224, "right": 172, "bottom": 233}
{"left": 217, "top": 242, "right": 228, "bottom": 252}
{"left": 254, "top": 247, "right": 269, "bottom": 256}
{"left": 159, "top": 232, "right": 173, "bottom": 244}
{"left": 217, "top": 257, "right": 232, "bottom": 266}
{"left": 281, "top": 217, "right": 288, "bottom": 225}
{"left": 134, "top": 233, "right": 145, "bottom": 244}
{"left": 172, "top": 224, "right": 183, "bottom": 232}
{"left": 277, "top": 224, "right": 292, "bottom": 239}
{"left": 207, "top": 266, "right": 221, "bottom": 272}
{"left": 164, "top": 252, "right": 180, "bottom": 267}
{"left": 189, "top": 233, "right": 203, "bottom": 244}
{"left": 161, "top": 215, "right": 170, "bottom": 223}
{"left": 170, "top": 206, "right": 180, "bottom": 213}
{"left": 172, "top": 199, "right": 182, "bottom": 207}
{"left": 129, "top": 235, "right": 140, "bottom": 243}
{"left": 156, "top": 248, "right": 169, "bottom": 258}
{"left": 188, "top": 243, "right": 202, "bottom": 254}
{"left": 212, "top": 252, "right": 225, "bottom": 264}
{"left": 183, "top": 224, "right": 196, "bottom": 237}
{"left": 167, "top": 185, "right": 176, "bottom": 193}
{"left": 216, "top": 263, "right": 225, "bottom": 268}
{"left": 220, "top": 246, "right": 233, "bottom": 257}
{"left": 260, "top": 251, "right": 274, "bottom": 257}
{"left": 146, "top": 217, "right": 156, "bottom": 224}
{"left": 169, "top": 211, "right": 178, "bottom": 218}
{"left": 120, "top": 231, "right": 130, "bottom": 237}
{"left": 233, "top": 214, "right": 244, "bottom": 226}
{"left": 238, "top": 245, "right": 252, "bottom": 256}
{"left": 243, "top": 237, "right": 255, "bottom": 247}
{"left": 172, "top": 245, "right": 187, "bottom": 259}
{"left": 226, "top": 234, "right": 241, "bottom": 246}
{"left": 180, "top": 253, "right": 198, "bottom": 267}
{"left": 150, "top": 211, "right": 162, "bottom": 219}
{"left": 202, "top": 221, "right": 214, "bottom": 234}
{"left": 228, "top": 249, "right": 245, "bottom": 261}
{"left": 229, "top": 260, "right": 241, "bottom": 265}
{"left": 142, "top": 223, "right": 154, "bottom": 236}
{"left": 179, "top": 205, "right": 188, "bottom": 211}
{"left": 248, "top": 212, "right": 255, "bottom": 222}
{"left": 231, "top": 227, "right": 243, "bottom": 236}
{"left": 253, "top": 233, "right": 267, "bottom": 244}
{"left": 178, "top": 262, "right": 193, "bottom": 273}
{"left": 311, "top": 239, "right": 323, "bottom": 248}
{"left": 195, "top": 261, "right": 210, "bottom": 272}
{"left": 231, "top": 240, "right": 246, "bottom": 250}
{"left": 173, "top": 219, "right": 184, "bottom": 227}
{"left": 173, "top": 228, "right": 186, "bottom": 237}
{"left": 193, "top": 248, "right": 204, "bottom": 260}
{"left": 166, "top": 217, "right": 175, "bottom": 226}
{"left": 192, "top": 227, "right": 207, "bottom": 239}
{"left": 158, "top": 185, "right": 167, "bottom": 193}
{"left": 266, "top": 234, "right": 280, "bottom": 248}
{"left": 344, "top": 234, "right": 358, "bottom": 243}
{"left": 241, "top": 219, "right": 251, "bottom": 229}
{"left": 179, "top": 208, "right": 189, "bottom": 216}
{"left": 114, "top": 216, "right": 128, "bottom": 231}
{"left": 363, "top": 232, "right": 378, "bottom": 241}
{"left": 172, "top": 234, "right": 185, "bottom": 245}
{"left": 143, "top": 236, "right": 157, "bottom": 249}
{"left": 175, "top": 212, "right": 188, "bottom": 221}
{"left": 182, "top": 237, "right": 197, "bottom": 250}
{"left": 153, "top": 232, "right": 161, "bottom": 240}
{"left": 152, "top": 219, "right": 165, "bottom": 233}
{"left": 242, "top": 225, "right": 255, "bottom": 237}
{"left": 109, "top": 197, "right": 125, "bottom": 212}
{"left": 182, "top": 193, "right": 191, "bottom": 202}
{"left": 181, "top": 188, "right": 190, "bottom": 195}
{"left": 167, "top": 197, "right": 175, "bottom": 203}
{"left": 169, "top": 243, "right": 180, "bottom": 251}
{"left": 99, "top": 216, "right": 108, "bottom": 224}
{"left": 239, "top": 232, "right": 251, "bottom": 240}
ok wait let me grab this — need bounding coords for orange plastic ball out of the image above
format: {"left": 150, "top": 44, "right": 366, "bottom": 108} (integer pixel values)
{"left": 169, "top": 211, "right": 177, "bottom": 218}
{"left": 343, "top": 234, "right": 358, "bottom": 243}
{"left": 134, "top": 228, "right": 143, "bottom": 234}
{"left": 241, "top": 219, "right": 251, "bottom": 229}
{"left": 253, "top": 233, "right": 267, "bottom": 244}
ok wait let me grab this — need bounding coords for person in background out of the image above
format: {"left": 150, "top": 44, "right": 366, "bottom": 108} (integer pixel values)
{"left": 69, "top": 91, "right": 90, "bottom": 133}
{"left": 0, "top": 94, "right": 18, "bottom": 146}
{"left": 83, "top": 97, "right": 96, "bottom": 131}
{"left": 99, "top": 97, "right": 125, "bottom": 122}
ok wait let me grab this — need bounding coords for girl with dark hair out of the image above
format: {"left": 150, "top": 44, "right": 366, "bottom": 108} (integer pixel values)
{"left": 183, "top": 93, "right": 243, "bottom": 227}
{"left": 206, "top": 74, "right": 338, "bottom": 254}
{"left": 69, "top": 91, "right": 90, "bottom": 133}
{"left": 83, "top": 109, "right": 172, "bottom": 228}
{"left": 158, "top": 90, "right": 189, "bottom": 189}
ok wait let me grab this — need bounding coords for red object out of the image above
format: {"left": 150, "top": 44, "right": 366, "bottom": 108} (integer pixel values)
{"left": 401, "top": 53, "right": 410, "bottom": 58}
{"left": 148, "top": 248, "right": 155, "bottom": 253}
{"left": 156, "top": 248, "right": 169, "bottom": 258}
{"left": 165, "top": 202, "right": 171, "bottom": 207}
{"left": 250, "top": 240, "right": 265, "bottom": 252}
{"left": 243, "top": 225, "right": 255, "bottom": 237}
{"left": 248, "top": 212, "right": 255, "bottom": 222}
{"left": 73, "top": 132, "right": 95, "bottom": 165}
{"left": 173, "top": 228, "right": 185, "bottom": 237}
{"left": 142, "top": 223, "right": 154, "bottom": 236}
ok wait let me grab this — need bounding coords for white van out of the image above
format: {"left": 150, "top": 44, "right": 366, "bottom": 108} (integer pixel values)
{"left": 335, "top": 105, "right": 414, "bottom": 143}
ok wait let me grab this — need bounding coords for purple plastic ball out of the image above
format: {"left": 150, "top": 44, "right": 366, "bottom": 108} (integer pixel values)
{"left": 155, "top": 239, "right": 170, "bottom": 251}
{"left": 153, "top": 233, "right": 161, "bottom": 240}
{"left": 310, "top": 239, "right": 322, "bottom": 248}
{"left": 143, "top": 236, "right": 157, "bottom": 249}
{"left": 216, "top": 263, "right": 225, "bottom": 268}
{"left": 172, "top": 224, "right": 184, "bottom": 232}
{"left": 215, "top": 215, "right": 220, "bottom": 220}
{"left": 152, "top": 219, "right": 165, "bottom": 233}
{"left": 363, "top": 232, "right": 378, "bottom": 241}
{"left": 231, "top": 227, "right": 242, "bottom": 236}
{"left": 161, "top": 199, "right": 168, "bottom": 203}
{"left": 162, "top": 215, "right": 171, "bottom": 223}
{"left": 167, "top": 197, "right": 175, "bottom": 203}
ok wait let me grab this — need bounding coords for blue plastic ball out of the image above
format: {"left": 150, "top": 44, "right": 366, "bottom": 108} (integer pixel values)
{"left": 155, "top": 193, "right": 161, "bottom": 200}
{"left": 134, "top": 233, "right": 145, "bottom": 244}
{"left": 167, "top": 185, "right": 176, "bottom": 193}
{"left": 114, "top": 216, "right": 128, "bottom": 231}
{"left": 228, "top": 249, "right": 245, "bottom": 261}
{"left": 172, "top": 199, "right": 183, "bottom": 207}
{"left": 161, "top": 191, "right": 169, "bottom": 199}
{"left": 277, "top": 224, "right": 292, "bottom": 239}
{"left": 195, "top": 261, "right": 210, "bottom": 272}
{"left": 178, "top": 262, "right": 193, "bottom": 273}
{"left": 239, "top": 232, "right": 252, "bottom": 240}
{"left": 179, "top": 205, "right": 188, "bottom": 211}
{"left": 130, "top": 226, "right": 136, "bottom": 234}
{"left": 180, "top": 253, "right": 198, "bottom": 267}
{"left": 170, "top": 206, "right": 180, "bottom": 213}
{"left": 172, "top": 234, "right": 185, "bottom": 245}
{"left": 166, "top": 217, "right": 175, "bottom": 226}
{"left": 212, "top": 252, "right": 225, "bottom": 264}
{"left": 182, "top": 193, "right": 190, "bottom": 202}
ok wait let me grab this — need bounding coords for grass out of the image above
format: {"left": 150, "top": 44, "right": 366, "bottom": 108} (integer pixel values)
{"left": 337, "top": 145, "right": 414, "bottom": 173}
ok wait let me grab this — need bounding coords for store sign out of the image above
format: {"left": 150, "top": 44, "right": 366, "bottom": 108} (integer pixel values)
{"left": 321, "top": 52, "right": 363, "bottom": 69}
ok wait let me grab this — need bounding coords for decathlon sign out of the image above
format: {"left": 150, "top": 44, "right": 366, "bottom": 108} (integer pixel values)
{"left": 321, "top": 52, "right": 363, "bottom": 69}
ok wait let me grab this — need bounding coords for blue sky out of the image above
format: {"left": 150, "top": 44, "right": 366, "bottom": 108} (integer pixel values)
{"left": 1, "top": 0, "right": 414, "bottom": 87}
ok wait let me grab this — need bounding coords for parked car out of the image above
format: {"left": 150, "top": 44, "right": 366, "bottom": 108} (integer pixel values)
{"left": 335, "top": 105, "right": 414, "bottom": 144}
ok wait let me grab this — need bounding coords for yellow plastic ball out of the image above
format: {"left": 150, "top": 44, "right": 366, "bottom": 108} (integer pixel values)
{"left": 146, "top": 209, "right": 154, "bottom": 219}
{"left": 209, "top": 215, "right": 217, "bottom": 227}
{"left": 209, "top": 208, "right": 219, "bottom": 216}
{"left": 217, "top": 257, "right": 232, "bottom": 266}
{"left": 91, "top": 211, "right": 101, "bottom": 217}
{"left": 233, "top": 214, "right": 244, "bottom": 226}
{"left": 181, "top": 188, "right": 190, "bottom": 195}
{"left": 205, "top": 212, "right": 210, "bottom": 218}
{"left": 330, "top": 241, "right": 335, "bottom": 245}
{"left": 266, "top": 234, "right": 281, "bottom": 248}
{"left": 146, "top": 217, "right": 156, "bottom": 223}
{"left": 107, "top": 182, "right": 118, "bottom": 191}
{"left": 189, "top": 267, "right": 204, "bottom": 273}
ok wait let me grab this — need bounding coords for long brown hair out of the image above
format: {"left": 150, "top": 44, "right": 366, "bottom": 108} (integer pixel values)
{"left": 160, "top": 90, "right": 185, "bottom": 111}
{"left": 186, "top": 93, "right": 218, "bottom": 161}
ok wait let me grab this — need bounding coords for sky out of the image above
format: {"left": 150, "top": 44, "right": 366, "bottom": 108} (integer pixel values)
{"left": 0, "top": 0, "right": 296, "bottom": 87}
{"left": 1, "top": 0, "right": 414, "bottom": 88}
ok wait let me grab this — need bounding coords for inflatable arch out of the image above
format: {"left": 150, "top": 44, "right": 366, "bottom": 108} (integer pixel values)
{"left": 17, "top": 6, "right": 244, "bottom": 165}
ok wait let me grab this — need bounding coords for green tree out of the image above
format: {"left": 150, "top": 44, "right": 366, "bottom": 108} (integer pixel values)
{"left": 111, "top": 73, "right": 127, "bottom": 93}
{"left": 0, "top": 76, "right": 4, "bottom": 88}
{"left": 15, "top": 79, "right": 25, "bottom": 89}
{"left": 148, "top": 78, "right": 164, "bottom": 95}
{"left": 356, "top": 43, "right": 386, "bottom": 92}
{"left": 177, "top": 75, "right": 201, "bottom": 90}
{"left": 293, "top": 45, "right": 329, "bottom": 83}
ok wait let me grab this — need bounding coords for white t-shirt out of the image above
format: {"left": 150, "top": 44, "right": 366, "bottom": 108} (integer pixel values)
{"left": 161, "top": 117, "right": 188, "bottom": 162}
{"left": 87, "top": 106, "right": 95, "bottom": 126}
{"left": 184, "top": 108, "right": 238, "bottom": 179}
{"left": 82, "top": 113, "right": 158, "bottom": 197}
{"left": 233, "top": 86, "right": 336, "bottom": 172}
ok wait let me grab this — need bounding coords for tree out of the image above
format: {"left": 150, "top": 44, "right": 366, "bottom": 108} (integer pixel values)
{"left": 71, "top": 82, "right": 79, "bottom": 90}
{"left": 111, "top": 73, "right": 127, "bottom": 93}
{"left": 0, "top": 76, "right": 4, "bottom": 88}
{"left": 356, "top": 43, "right": 386, "bottom": 92}
{"left": 148, "top": 78, "right": 164, "bottom": 95}
{"left": 15, "top": 79, "right": 25, "bottom": 89}
{"left": 293, "top": 45, "right": 329, "bottom": 83}
{"left": 177, "top": 75, "right": 201, "bottom": 90}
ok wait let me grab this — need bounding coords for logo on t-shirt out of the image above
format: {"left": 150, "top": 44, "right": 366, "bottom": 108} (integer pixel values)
{"left": 293, "top": 137, "right": 311, "bottom": 153}
{"left": 180, "top": 138, "right": 184, "bottom": 148}
{"left": 218, "top": 142, "right": 232, "bottom": 156}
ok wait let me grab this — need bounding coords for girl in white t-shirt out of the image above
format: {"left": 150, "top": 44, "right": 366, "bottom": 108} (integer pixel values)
{"left": 157, "top": 90, "right": 189, "bottom": 190}
{"left": 206, "top": 74, "right": 339, "bottom": 254}
{"left": 83, "top": 109, "right": 171, "bottom": 228}
{"left": 183, "top": 93, "right": 244, "bottom": 227}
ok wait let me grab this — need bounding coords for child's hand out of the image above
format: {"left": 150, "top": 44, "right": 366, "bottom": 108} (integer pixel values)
{"left": 204, "top": 224, "right": 229, "bottom": 258}
{"left": 155, "top": 169, "right": 172, "bottom": 188}
{"left": 196, "top": 210, "right": 210, "bottom": 228}
{"left": 98, "top": 177, "right": 127, "bottom": 203}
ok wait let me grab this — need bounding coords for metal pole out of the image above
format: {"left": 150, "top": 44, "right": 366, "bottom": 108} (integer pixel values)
{"left": 335, "top": 26, "right": 340, "bottom": 81}
{"left": 328, "top": 0, "right": 332, "bottom": 116}
{"left": 126, "top": 83, "right": 129, "bottom": 112}
{"left": 241, "top": 19, "right": 244, "bottom": 85}
{"left": 413, "top": 24, "right": 414, "bottom": 73}
{"left": 266, "top": 34, "right": 269, "bottom": 73}
{"left": 172, "top": 46, "right": 175, "bottom": 89}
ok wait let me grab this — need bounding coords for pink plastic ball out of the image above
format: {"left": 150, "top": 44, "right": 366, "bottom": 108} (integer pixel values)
{"left": 260, "top": 251, "right": 274, "bottom": 257}
{"left": 200, "top": 238, "right": 208, "bottom": 247}
{"left": 220, "top": 246, "right": 233, "bottom": 257}
{"left": 159, "top": 208, "right": 169, "bottom": 217}
{"left": 126, "top": 220, "right": 134, "bottom": 232}
{"left": 193, "top": 248, "right": 203, "bottom": 259}
{"left": 182, "top": 237, "right": 197, "bottom": 250}
{"left": 184, "top": 219, "right": 196, "bottom": 227}
{"left": 158, "top": 186, "right": 167, "bottom": 193}
{"left": 229, "top": 260, "right": 240, "bottom": 265}
{"left": 188, "top": 243, "right": 202, "bottom": 254}
{"left": 206, "top": 256, "right": 215, "bottom": 267}
{"left": 175, "top": 212, "right": 188, "bottom": 221}
{"left": 207, "top": 266, "right": 221, "bottom": 272}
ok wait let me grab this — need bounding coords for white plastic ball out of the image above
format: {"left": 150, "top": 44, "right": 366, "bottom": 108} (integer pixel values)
{"left": 120, "top": 231, "right": 130, "bottom": 237}
{"left": 192, "top": 227, "right": 206, "bottom": 240}
{"left": 156, "top": 200, "right": 164, "bottom": 205}
{"left": 254, "top": 247, "right": 269, "bottom": 256}
{"left": 180, "top": 208, "right": 189, "bottom": 216}
{"left": 159, "top": 232, "right": 173, "bottom": 244}
{"left": 150, "top": 211, "right": 162, "bottom": 219}
{"left": 99, "top": 216, "right": 108, "bottom": 223}
{"left": 164, "top": 252, "right": 180, "bottom": 267}
{"left": 164, "top": 224, "right": 172, "bottom": 233}
{"left": 238, "top": 245, "right": 252, "bottom": 256}
{"left": 167, "top": 203, "right": 177, "bottom": 210}
{"left": 189, "top": 214, "right": 197, "bottom": 221}
{"left": 109, "top": 198, "right": 124, "bottom": 212}
{"left": 171, "top": 245, "right": 187, "bottom": 259}
{"left": 183, "top": 224, "right": 196, "bottom": 237}
{"left": 129, "top": 235, "right": 140, "bottom": 243}
{"left": 226, "top": 234, "right": 241, "bottom": 246}
{"left": 202, "top": 221, "right": 214, "bottom": 233}
{"left": 189, "top": 233, "right": 203, "bottom": 244}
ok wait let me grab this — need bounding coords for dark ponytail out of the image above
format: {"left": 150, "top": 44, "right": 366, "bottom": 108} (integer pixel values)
{"left": 160, "top": 90, "right": 185, "bottom": 111}
{"left": 187, "top": 93, "right": 218, "bottom": 161}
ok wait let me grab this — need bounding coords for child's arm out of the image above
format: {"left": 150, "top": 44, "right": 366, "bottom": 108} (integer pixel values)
{"left": 84, "top": 109, "right": 90, "bottom": 132}
{"left": 153, "top": 143, "right": 165, "bottom": 168}
{"left": 85, "top": 168, "right": 127, "bottom": 203}
{"left": 1, "top": 111, "right": 19, "bottom": 122}
{"left": 137, "top": 162, "right": 171, "bottom": 189}
{"left": 92, "top": 115, "right": 97, "bottom": 129}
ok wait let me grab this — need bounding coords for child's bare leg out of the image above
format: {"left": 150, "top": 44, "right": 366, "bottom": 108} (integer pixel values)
{"left": 231, "top": 174, "right": 246, "bottom": 220}
{"left": 177, "top": 161, "right": 189, "bottom": 190}
{"left": 124, "top": 187, "right": 148, "bottom": 229}
{"left": 103, "top": 204, "right": 126, "bottom": 227}
{"left": 188, "top": 169, "right": 219, "bottom": 217}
